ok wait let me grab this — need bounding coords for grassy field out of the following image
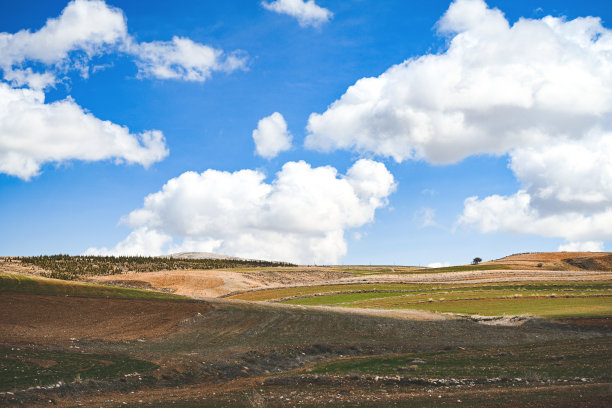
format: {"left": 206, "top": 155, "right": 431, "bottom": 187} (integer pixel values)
{"left": 275, "top": 281, "right": 612, "bottom": 317}
{"left": 307, "top": 336, "right": 612, "bottom": 379}
{"left": 357, "top": 296, "right": 612, "bottom": 317}
{"left": 0, "top": 272, "right": 189, "bottom": 300}
{"left": 283, "top": 288, "right": 612, "bottom": 306}
{"left": 333, "top": 264, "right": 512, "bottom": 276}
{"left": 226, "top": 280, "right": 612, "bottom": 318}
{"left": 0, "top": 347, "right": 156, "bottom": 392}
{"left": 231, "top": 280, "right": 612, "bottom": 298}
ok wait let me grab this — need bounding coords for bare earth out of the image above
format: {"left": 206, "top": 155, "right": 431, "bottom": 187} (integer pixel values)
{"left": 0, "top": 294, "right": 212, "bottom": 345}
{"left": 1, "top": 253, "right": 611, "bottom": 407}
{"left": 90, "top": 267, "right": 612, "bottom": 298}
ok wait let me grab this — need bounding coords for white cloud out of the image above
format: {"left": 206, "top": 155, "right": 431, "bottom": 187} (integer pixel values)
{"left": 131, "top": 36, "right": 247, "bottom": 82}
{"left": 305, "top": 0, "right": 612, "bottom": 163}
{"left": 0, "top": 82, "right": 168, "bottom": 180}
{"left": 458, "top": 130, "right": 612, "bottom": 244}
{"left": 427, "top": 261, "right": 450, "bottom": 268}
{"left": 87, "top": 159, "right": 396, "bottom": 264}
{"left": 415, "top": 207, "right": 438, "bottom": 228}
{"left": 0, "top": 0, "right": 246, "bottom": 86}
{"left": 262, "top": 0, "right": 333, "bottom": 28}
{"left": 305, "top": 0, "right": 612, "bottom": 247}
{"left": 0, "top": 0, "right": 252, "bottom": 179}
{"left": 558, "top": 241, "right": 604, "bottom": 252}
{"left": 458, "top": 191, "right": 612, "bottom": 242}
{"left": 252, "top": 112, "right": 293, "bottom": 158}
{"left": 509, "top": 135, "right": 612, "bottom": 213}
{"left": 0, "top": 0, "right": 127, "bottom": 88}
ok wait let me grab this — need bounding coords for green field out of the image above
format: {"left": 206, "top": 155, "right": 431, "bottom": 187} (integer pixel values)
{"left": 0, "top": 347, "right": 156, "bottom": 392}
{"left": 0, "top": 272, "right": 188, "bottom": 300}
{"left": 228, "top": 280, "right": 612, "bottom": 318}
{"left": 282, "top": 285, "right": 612, "bottom": 318}
{"left": 307, "top": 337, "right": 612, "bottom": 379}
{"left": 332, "top": 264, "right": 512, "bottom": 276}
{"left": 284, "top": 288, "right": 612, "bottom": 307}
{"left": 359, "top": 296, "right": 612, "bottom": 317}
{"left": 232, "top": 281, "right": 612, "bottom": 302}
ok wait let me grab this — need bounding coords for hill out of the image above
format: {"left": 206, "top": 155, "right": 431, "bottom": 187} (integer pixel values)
{"left": 485, "top": 252, "right": 612, "bottom": 271}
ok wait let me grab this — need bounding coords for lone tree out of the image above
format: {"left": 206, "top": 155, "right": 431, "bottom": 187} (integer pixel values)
{"left": 472, "top": 257, "right": 482, "bottom": 265}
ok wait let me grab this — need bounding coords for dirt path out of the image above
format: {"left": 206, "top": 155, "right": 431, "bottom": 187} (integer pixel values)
{"left": 203, "top": 296, "right": 453, "bottom": 321}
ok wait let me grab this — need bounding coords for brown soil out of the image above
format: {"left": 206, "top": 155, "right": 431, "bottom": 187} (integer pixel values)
{"left": 46, "top": 377, "right": 612, "bottom": 407}
{"left": 0, "top": 294, "right": 212, "bottom": 345}
{"left": 91, "top": 267, "right": 612, "bottom": 300}
{"left": 553, "top": 317, "right": 612, "bottom": 329}
{"left": 0, "top": 258, "right": 48, "bottom": 276}
{"left": 91, "top": 268, "right": 350, "bottom": 298}
{"left": 21, "top": 358, "right": 57, "bottom": 368}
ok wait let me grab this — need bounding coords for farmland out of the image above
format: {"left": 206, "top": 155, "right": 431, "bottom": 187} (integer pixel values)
{"left": 0, "top": 252, "right": 611, "bottom": 407}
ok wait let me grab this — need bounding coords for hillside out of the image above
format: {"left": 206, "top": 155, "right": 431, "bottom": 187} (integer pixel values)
{"left": 1, "top": 253, "right": 611, "bottom": 406}
{"left": 484, "top": 252, "right": 612, "bottom": 271}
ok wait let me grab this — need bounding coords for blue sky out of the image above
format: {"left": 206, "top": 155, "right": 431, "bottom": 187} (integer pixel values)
{"left": 1, "top": 0, "right": 611, "bottom": 265}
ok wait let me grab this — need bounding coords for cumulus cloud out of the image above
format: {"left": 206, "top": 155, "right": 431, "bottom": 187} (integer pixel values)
{"left": 87, "top": 159, "right": 396, "bottom": 264}
{"left": 305, "top": 0, "right": 612, "bottom": 248}
{"left": 0, "top": 82, "right": 168, "bottom": 180}
{"left": 262, "top": 0, "right": 333, "bottom": 28}
{"left": 509, "top": 135, "right": 612, "bottom": 213}
{"left": 0, "top": 0, "right": 250, "bottom": 179}
{"left": 0, "top": 0, "right": 127, "bottom": 88}
{"left": 558, "top": 241, "right": 604, "bottom": 252}
{"left": 306, "top": 0, "right": 612, "bottom": 163}
{"left": 252, "top": 112, "right": 293, "bottom": 159}
{"left": 458, "top": 191, "right": 612, "bottom": 242}
{"left": 130, "top": 36, "right": 247, "bottom": 82}
{"left": 428, "top": 261, "right": 450, "bottom": 268}
{"left": 0, "top": 0, "right": 246, "bottom": 86}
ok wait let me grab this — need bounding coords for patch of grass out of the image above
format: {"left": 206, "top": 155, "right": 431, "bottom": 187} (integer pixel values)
{"left": 308, "top": 337, "right": 612, "bottom": 379}
{"left": 235, "top": 281, "right": 612, "bottom": 302}
{"left": 0, "top": 347, "right": 156, "bottom": 392}
{"left": 285, "top": 288, "right": 612, "bottom": 307}
{"left": 334, "top": 264, "right": 513, "bottom": 276}
{"left": 230, "top": 283, "right": 425, "bottom": 301}
{"left": 354, "top": 295, "right": 612, "bottom": 317}
{"left": 0, "top": 273, "right": 189, "bottom": 300}
{"left": 283, "top": 292, "right": 411, "bottom": 306}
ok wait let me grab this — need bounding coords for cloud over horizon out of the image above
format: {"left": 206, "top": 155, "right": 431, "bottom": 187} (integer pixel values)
{"left": 305, "top": 0, "right": 612, "bottom": 250}
{"left": 87, "top": 159, "right": 396, "bottom": 264}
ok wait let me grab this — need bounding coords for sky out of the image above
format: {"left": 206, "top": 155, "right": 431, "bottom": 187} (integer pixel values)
{"left": 1, "top": 0, "right": 611, "bottom": 266}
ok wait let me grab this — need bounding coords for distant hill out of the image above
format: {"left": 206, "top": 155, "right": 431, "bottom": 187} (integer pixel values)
{"left": 160, "top": 252, "right": 246, "bottom": 261}
{"left": 484, "top": 252, "right": 612, "bottom": 271}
